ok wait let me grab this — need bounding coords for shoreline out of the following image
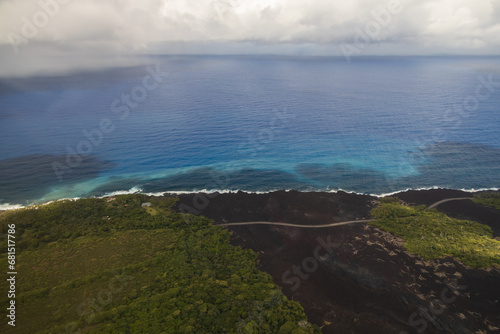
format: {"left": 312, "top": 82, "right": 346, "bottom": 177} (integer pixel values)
{"left": 2, "top": 186, "right": 499, "bottom": 212}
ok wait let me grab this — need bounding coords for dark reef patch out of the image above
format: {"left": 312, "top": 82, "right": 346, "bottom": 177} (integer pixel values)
{"left": 142, "top": 167, "right": 312, "bottom": 193}
{"left": 409, "top": 141, "right": 500, "bottom": 189}
{"left": 295, "top": 162, "right": 393, "bottom": 194}
{"left": 0, "top": 154, "right": 115, "bottom": 204}
{"left": 295, "top": 142, "right": 500, "bottom": 194}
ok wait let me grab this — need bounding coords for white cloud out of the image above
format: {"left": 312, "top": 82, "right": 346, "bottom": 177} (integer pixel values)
{"left": 0, "top": 0, "right": 498, "bottom": 76}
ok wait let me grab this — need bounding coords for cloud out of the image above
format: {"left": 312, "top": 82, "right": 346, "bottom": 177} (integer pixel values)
{"left": 0, "top": 0, "right": 499, "bottom": 76}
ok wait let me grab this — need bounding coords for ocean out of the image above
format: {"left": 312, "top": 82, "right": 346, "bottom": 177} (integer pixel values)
{"left": 1, "top": 55, "right": 499, "bottom": 208}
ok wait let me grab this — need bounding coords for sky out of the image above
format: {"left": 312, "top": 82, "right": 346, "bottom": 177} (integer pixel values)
{"left": 0, "top": 0, "right": 499, "bottom": 77}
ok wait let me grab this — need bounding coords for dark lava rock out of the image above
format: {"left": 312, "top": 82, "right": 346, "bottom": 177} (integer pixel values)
{"left": 170, "top": 189, "right": 500, "bottom": 334}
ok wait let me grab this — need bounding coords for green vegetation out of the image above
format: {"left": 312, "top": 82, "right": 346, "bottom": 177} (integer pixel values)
{"left": 377, "top": 196, "right": 400, "bottom": 204}
{"left": 370, "top": 200, "right": 500, "bottom": 268}
{"left": 473, "top": 192, "right": 500, "bottom": 211}
{"left": 0, "top": 195, "right": 319, "bottom": 334}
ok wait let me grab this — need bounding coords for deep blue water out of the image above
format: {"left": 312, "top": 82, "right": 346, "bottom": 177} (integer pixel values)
{"left": 1, "top": 55, "right": 500, "bottom": 207}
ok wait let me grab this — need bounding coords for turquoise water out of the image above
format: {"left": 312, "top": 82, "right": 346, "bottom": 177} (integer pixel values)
{"left": 1, "top": 56, "right": 499, "bottom": 206}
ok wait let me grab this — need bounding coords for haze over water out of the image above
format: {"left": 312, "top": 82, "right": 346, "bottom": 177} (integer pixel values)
{"left": 1, "top": 55, "right": 499, "bottom": 207}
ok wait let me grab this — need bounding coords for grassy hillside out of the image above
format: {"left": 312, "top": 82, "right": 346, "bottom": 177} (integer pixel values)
{"left": 473, "top": 192, "right": 500, "bottom": 211}
{"left": 370, "top": 198, "right": 500, "bottom": 268}
{"left": 0, "top": 195, "right": 319, "bottom": 334}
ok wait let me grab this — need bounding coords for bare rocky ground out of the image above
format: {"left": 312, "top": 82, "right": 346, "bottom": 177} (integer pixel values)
{"left": 171, "top": 190, "right": 500, "bottom": 334}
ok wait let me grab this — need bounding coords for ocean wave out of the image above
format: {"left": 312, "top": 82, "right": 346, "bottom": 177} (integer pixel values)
{"left": 0, "top": 203, "right": 25, "bottom": 211}
{"left": 99, "top": 187, "right": 144, "bottom": 198}
{"left": 367, "top": 186, "right": 444, "bottom": 198}
{"left": 458, "top": 187, "right": 500, "bottom": 193}
{"left": 84, "top": 185, "right": 500, "bottom": 199}
{"left": 0, "top": 197, "right": 81, "bottom": 211}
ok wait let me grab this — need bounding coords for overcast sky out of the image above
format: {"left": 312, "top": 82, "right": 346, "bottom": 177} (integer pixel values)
{"left": 1, "top": 0, "right": 499, "bottom": 76}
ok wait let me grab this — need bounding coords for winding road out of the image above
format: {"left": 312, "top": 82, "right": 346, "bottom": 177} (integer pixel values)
{"left": 218, "top": 196, "right": 475, "bottom": 228}
{"left": 427, "top": 197, "right": 474, "bottom": 209}
{"left": 218, "top": 219, "right": 373, "bottom": 228}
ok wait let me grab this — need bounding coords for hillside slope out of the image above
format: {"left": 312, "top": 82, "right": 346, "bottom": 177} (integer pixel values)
{"left": 0, "top": 195, "right": 319, "bottom": 334}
